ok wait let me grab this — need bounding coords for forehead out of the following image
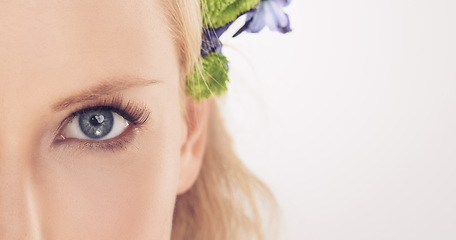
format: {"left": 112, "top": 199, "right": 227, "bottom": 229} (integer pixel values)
{"left": 0, "top": 0, "right": 178, "bottom": 106}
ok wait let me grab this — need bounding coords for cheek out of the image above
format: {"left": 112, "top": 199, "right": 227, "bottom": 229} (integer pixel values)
{"left": 34, "top": 97, "right": 183, "bottom": 239}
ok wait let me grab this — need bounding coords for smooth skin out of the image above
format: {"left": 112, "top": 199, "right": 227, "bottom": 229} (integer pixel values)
{"left": 0, "top": 1, "right": 211, "bottom": 239}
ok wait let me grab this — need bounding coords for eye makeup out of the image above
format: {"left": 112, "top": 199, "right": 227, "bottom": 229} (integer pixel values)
{"left": 67, "top": 96, "right": 151, "bottom": 126}
{"left": 53, "top": 95, "right": 151, "bottom": 152}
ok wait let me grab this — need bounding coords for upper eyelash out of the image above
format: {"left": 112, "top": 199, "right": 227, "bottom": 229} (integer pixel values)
{"left": 51, "top": 96, "right": 150, "bottom": 152}
{"left": 67, "top": 96, "right": 151, "bottom": 126}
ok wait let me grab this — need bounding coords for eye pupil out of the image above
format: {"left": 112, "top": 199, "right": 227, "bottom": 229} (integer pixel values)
{"left": 78, "top": 110, "right": 114, "bottom": 139}
{"left": 90, "top": 115, "right": 105, "bottom": 126}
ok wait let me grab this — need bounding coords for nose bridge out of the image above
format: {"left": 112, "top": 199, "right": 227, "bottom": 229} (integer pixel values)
{"left": 0, "top": 161, "right": 40, "bottom": 239}
{"left": 0, "top": 78, "right": 42, "bottom": 153}
{"left": 0, "top": 107, "right": 40, "bottom": 164}
{"left": 0, "top": 113, "right": 42, "bottom": 238}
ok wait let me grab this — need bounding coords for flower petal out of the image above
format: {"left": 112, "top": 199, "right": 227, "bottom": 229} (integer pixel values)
{"left": 263, "top": 1, "right": 291, "bottom": 33}
{"left": 201, "top": 28, "right": 223, "bottom": 56}
{"left": 275, "top": 13, "right": 291, "bottom": 33}
{"left": 271, "top": 2, "right": 289, "bottom": 26}
{"left": 272, "top": 0, "right": 292, "bottom": 7}
{"left": 245, "top": 8, "right": 267, "bottom": 33}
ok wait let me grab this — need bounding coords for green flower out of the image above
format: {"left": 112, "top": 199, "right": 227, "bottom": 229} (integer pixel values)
{"left": 202, "top": 0, "right": 261, "bottom": 28}
{"left": 187, "top": 52, "right": 229, "bottom": 101}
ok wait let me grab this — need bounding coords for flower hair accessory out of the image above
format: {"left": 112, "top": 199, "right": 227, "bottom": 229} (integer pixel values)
{"left": 187, "top": 0, "right": 292, "bottom": 101}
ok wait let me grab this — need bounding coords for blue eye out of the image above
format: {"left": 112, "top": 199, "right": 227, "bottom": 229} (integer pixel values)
{"left": 78, "top": 110, "right": 114, "bottom": 139}
{"left": 62, "top": 109, "right": 130, "bottom": 141}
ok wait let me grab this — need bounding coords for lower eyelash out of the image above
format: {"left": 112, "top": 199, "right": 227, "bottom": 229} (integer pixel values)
{"left": 53, "top": 96, "right": 150, "bottom": 152}
{"left": 54, "top": 126, "right": 139, "bottom": 152}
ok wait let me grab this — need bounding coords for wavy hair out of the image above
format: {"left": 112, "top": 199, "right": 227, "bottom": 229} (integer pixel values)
{"left": 163, "top": 1, "right": 279, "bottom": 239}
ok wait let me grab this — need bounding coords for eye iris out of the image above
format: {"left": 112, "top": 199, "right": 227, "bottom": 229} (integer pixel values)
{"left": 78, "top": 110, "right": 114, "bottom": 139}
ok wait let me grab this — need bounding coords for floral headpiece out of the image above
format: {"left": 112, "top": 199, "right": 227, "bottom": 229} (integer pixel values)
{"left": 186, "top": 0, "right": 292, "bottom": 101}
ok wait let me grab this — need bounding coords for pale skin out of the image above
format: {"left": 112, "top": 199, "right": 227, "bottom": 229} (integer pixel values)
{"left": 0, "top": 1, "right": 211, "bottom": 239}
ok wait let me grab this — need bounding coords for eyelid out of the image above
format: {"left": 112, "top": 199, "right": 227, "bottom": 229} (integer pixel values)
{"left": 65, "top": 96, "right": 151, "bottom": 126}
{"left": 53, "top": 125, "right": 139, "bottom": 152}
{"left": 62, "top": 111, "right": 129, "bottom": 141}
{"left": 52, "top": 96, "right": 151, "bottom": 151}
{"left": 55, "top": 96, "right": 151, "bottom": 134}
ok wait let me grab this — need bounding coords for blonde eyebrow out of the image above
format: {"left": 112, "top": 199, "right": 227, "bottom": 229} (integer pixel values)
{"left": 52, "top": 76, "right": 159, "bottom": 112}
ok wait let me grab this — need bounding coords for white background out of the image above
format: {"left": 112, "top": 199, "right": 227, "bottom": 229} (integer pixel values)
{"left": 218, "top": 0, "right": 456, "bottom": 239}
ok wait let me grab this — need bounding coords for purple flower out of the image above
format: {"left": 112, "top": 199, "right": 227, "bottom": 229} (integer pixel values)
{"left": 201, "top": 23, "right": 233, "bottom": 56}
{"left": 200, "top": 0, "right": 292, "bottom": 56}
{"left": 234, "top": 0, "right": 292, "bottom": 37}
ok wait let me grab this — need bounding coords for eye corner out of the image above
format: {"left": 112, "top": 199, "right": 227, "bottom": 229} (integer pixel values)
{"left": 51, "top": 98, "right": 150, "bottom": 152}
{"left": 51, "top": 124, "right": 137, "bottom": 152}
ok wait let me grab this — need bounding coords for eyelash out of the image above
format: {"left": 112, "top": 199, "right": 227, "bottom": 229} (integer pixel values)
{"left": 68, "top": 96, "right": 150, "bottom": 125}
{"left": 53, "top": 96, "right": 151, "bottom": 152}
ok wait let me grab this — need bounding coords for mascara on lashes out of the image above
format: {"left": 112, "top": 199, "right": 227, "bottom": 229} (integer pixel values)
{"left": 53, "top": 96, "right": 151, "bottom": 150}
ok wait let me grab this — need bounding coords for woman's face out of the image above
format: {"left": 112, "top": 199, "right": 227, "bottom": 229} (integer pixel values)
{"left": 0, "top": 1, "right": 207, "bottom": 239}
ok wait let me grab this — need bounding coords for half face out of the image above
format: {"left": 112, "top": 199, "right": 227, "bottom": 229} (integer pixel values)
{"left": 0, "top": 1, "right": 200, "bottom": 239}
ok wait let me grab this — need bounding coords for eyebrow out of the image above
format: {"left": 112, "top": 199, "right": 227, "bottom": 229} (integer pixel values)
{"left": 52, "top": 76, "right": 159, "bottom": 112}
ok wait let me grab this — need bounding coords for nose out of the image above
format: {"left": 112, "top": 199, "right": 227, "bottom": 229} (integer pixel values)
{"left": 0, "top": 134, "right": 41, "bottom": 239}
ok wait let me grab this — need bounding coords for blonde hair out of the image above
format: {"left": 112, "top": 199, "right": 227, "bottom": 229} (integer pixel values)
{"left": 163, "top": 1, "right": 279, "bottom": 239}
